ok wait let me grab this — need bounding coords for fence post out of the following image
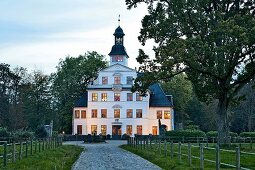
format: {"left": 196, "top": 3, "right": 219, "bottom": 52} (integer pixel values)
{"left": 170, "top": 140, "right": 173, "bottom": 158}
{"left": 200, "top": 143, "right": 204, "bottom": 170}
{"left": 164, "top": 140, "right": 167, "bottom": 157}
{"left": 25, "top": 140, "right": 28, "bottom": 157}
{"left": 178, "top": 142, "right": 181, "bottom": 163}
{"left": 236, "top": 147, "right": 240, "bottom": 170}
{"left": 3, "top": 142, "right": 7, "bottom": 167}
{"left": 19, "top": 141, "right": 22, "bottom": 160}
{"left": 12, "top": 141, "right": 16, "bottom": 162}
{"left": 35, "top": 139, "right": 37, "bottom": 153}
{"left": 30, "top": 139, "right": 33, "bottom": 155}
{"left": 188, "top": 143, "right": 192, "bottom": 166}
{"left": 250, "top": 137, "right": 253, "bottom": 150}
{"left": 197, "top": 137, "right": 199, "bottom": 145}
{"left": 216, "top": 145, "right": 220, "bottom": 170}
{"left": 39, "top": 139, "right": 41, "bottom": 152}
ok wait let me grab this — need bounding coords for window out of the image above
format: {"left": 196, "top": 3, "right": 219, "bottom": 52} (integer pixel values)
{"left": 102, "top": 76, "right": 108, "bottom": 85}
{"left": 137, "top": 125, "right": 142, "bottom": 135}
{"left": 101, "top": 125, "right": 107, "bottom": 135}
{"left": 92, "top": 93, "right": 98, "bottom": 101}
{"left": 77, "top": 125, "right": 82, "bottom": 134}
{"left": 112, "top": 56, "right": 123, "bottom": 62}
{"left": 81, "top": 110, "right": 86, "bottom": 119}
{"left": 126, "top": 109, "right": 133, "bottom": 118}
{"left": 164, "top": 111, "right": 171, "bottom": 119}
{"left": 101, "top": 109, "right": 107, "bottom": 118}
{"left": 91, "top": 109, "right": 97, "bottom": 118}
{"left": 152, "top": 126, "right": 157, "bottom": 135}
{"left": 91, "top": 125, "right": 97, "bottom": 135}
{"left": 136, "top": 93, "right": 143, "bottom": 101}
{"left": 126, "top": 76, "right": 133, "bottom": 85}
{"left": 114, "top": 76, "right": 121, "bottom": 84}
{"left": 101, "top": 93, "right": 107, "bottom": 101}
{"left": 126, "top": 125, "right": 132, "bottom": 135}
{"left": 114, "top": 109, "right": 120, "bottom": 118}
{"left": 157, "top": 110, "right": 162, "bottom": 119}
{"left": 127, "top": 93, "right": 133, "bottom": 101}
{"left": 114, "top": 93, "right": 120, "bottom": 101}
{"left": 136, "top": 109, "right": 142, "bottom": 118}
{"left": 75, "top": 110, "right": 80, "bottom": 118}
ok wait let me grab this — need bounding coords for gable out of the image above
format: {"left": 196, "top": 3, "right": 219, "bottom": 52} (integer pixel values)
{"left": 100, "top": 63, "right": 135, "bottom": 73}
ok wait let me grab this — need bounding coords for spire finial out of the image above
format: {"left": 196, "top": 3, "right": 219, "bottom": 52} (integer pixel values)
{"left": 118, "top": 15, "right": 120, "bottom": 26}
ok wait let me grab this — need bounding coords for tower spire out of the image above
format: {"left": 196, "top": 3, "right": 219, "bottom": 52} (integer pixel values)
{"left": 118, "top": 15, "right": 120, "bottom": 26}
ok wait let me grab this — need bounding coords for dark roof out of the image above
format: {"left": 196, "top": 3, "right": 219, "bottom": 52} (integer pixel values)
{"left": 114, "top": 26, "right": 125, "bottom": 37}
{"left": 109, "top": 44, "right": 128, "bottom": 57}
{"left": 149, "top": 83, "right": 173, "bottom": 107}
{"left": 74, "top": 92, "right": 88, "bottom": 107}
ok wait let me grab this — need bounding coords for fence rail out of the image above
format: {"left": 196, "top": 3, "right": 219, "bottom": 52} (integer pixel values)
{"left": 0, "top": 137, "right": 63, "bottom": 167}
{"left": 127, "top": 137, "right": 255, "bottom": 170}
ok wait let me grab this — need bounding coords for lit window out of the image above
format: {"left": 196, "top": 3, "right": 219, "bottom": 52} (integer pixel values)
{"left": 101, "top": 93, "right": 107, "bottom": 101}
{"left": 127, "top": 93, "right": 133, "bottom": 101}
{"left": 157, "top": 110, "right": 162, "bottom": 119}
{"left": 152, "top": 126, "right": 157, "bottom": 135}
{"left": 126, "top": 125, "right": 132, "bottom": 135}
{"left": 102, "top": 76, "right": 108, "bottom": 85}
{"left": 113, "top": 56, "right": 123, "bottom": 62}
{"left": 114, "top": 109, "right": 120, "bottom": 118}
{"left": 75, "top": 110, "right": 80, "bottom": 118}
{"left": 136, "top": 93, "right": 143, "bottom": 101}
{"left": 91, "top": 109, "right": 97, "bottom": 118}
{"left": 114, "top": 76, "right": 121, "bottom": 84}
{"left": 101, "top": 109, "right": 107, "bottom": 118}
{"left": 81, "top": 110, "right": 86, "bottom": 119}
{"left": 126, "top": 109, "right": 133, "bottom": 118}
{"left": 92, "top": 93, "right": 98, "bottom": 101}
{"left": 91, "top": 125, "right": 97, "bottom": 135}
{"left": 164, "top": 111, "right": 171, "bottom": 119}
{"left": 114, "top": 93, "right": 120, "bottom": 101}
{"left": 126, "top": 76, "right": 133, "bottom": 85}
{"left": 101, "top": 125, "right": 107, "bottom": 135}
{"left": 137, "top": 125, "right": 142, "bottom": 135}
{"left": 136, "top": 109, "right": 142, "bottom": 118}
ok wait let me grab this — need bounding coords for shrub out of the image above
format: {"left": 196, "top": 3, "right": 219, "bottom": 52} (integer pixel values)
{"left": 165, "top": 130, "right": 206, "bottom": 138}
{"left": 0, "top": 127, "right": 9, "bottom": 137}
{"left": 12, "top": 130, "right": 34, "bottom": 140}
{"left": 121, "top": 133, "right": 130, "bottom": 140}
{"left": 35, "top": 126, "right": 48, "bottom": 138}
{"left": 240, "top": 132, "right": 255, "bottom": 137}
{"left": 206, "top": 131, "right": 238, "bottom": 137}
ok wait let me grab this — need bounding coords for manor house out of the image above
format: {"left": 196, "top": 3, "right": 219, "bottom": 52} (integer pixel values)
{"left": 72, "top": 24, "right": 174, "bottom": 139}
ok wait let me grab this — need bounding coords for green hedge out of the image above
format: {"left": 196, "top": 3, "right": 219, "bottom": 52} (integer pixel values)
{"left": 206, "top": 131, "right": 238, "bottom": 137}
{"left": 0, "top": 127, "right": 9, "bottom": 137}
{"left": 240, "top": 132, "right": 255, "bottom": 137}
{"left": 165, "top": 130, "right": 206, "bottom": 137}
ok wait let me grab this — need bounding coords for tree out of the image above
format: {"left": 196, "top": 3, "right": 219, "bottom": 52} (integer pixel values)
{"left": 51, "top": 51, "right": 107, "bottom": 133}
{"left": 126, "top": 0, "right": 255, "bottom": 144}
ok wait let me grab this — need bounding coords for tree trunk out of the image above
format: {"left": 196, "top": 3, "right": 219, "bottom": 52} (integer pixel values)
{"left": 216, "top": 94, "right": 230, "bottom": 145}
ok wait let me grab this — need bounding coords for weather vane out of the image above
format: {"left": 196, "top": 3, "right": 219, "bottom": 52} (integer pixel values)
{"left": 118, "top": 14, "right": 120, "bottom": 26}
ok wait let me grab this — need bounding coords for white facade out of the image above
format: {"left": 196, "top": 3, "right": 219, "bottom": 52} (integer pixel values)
{"left": 72, "top": 25, "right": 174, "bottom": 137}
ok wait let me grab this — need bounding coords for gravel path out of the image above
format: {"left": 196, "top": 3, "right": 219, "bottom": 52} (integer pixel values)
{"left": 66, "top": 140, "right": 161, "bottom": 170}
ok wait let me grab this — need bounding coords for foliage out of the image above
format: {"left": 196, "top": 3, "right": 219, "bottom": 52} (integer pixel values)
{"left": 126, "top": 0, "right": 255, "bottom": 144}
{"left": 1, "top": 145, "right": 83, "bottom": 170}
{"left": 240, "top": 132, "right": 255, "bottom": 137}
{"left": 0, "top": 127, "right": 9, "bottom": 137}
{"left": 35, "top": 126, "right": 48, "bottom": 138}
{"left": 165, "top": 130, "right": 206, "bottom": 138}
{"left": 206, "top": 131, "right": 238, "bottom": 138}
{"left": 12, "top": 130, "right": 34, "bottom": 140}
{"left": 51, "top": 51, "right": 107, "bottom": 133}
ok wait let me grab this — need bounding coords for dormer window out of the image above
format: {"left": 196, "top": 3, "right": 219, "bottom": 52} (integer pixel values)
{"left": 114, "top": 76, "right": 121, "bottom": 84}
{"left": 102, "top": 76, "right": 108, "bottom": 85}
{"left": 127, "top": 76, "right": 133, "bottom": 85}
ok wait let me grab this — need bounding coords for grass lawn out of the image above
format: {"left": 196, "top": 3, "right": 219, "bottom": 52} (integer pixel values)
{"left": 120, "top": 143, "right": 255, "bottom": 170}
{"left": 1, "top": 145, "right": 83, "bottom": 170}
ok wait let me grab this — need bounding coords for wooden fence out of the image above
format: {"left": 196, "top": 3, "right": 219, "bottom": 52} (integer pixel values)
{"left": 0, "top": 137, "right": 63, "bottom": 167}
{"left": 127, "top": 137, "right": 255, "bottom": 170}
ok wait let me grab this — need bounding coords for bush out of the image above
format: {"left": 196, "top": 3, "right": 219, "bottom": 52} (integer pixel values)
{"left": 206, "top": 131, "right": 238, "bottom": 137}
{"left": 35, "top": 126, "right": 48, "bottom": 138}
{"left": 0, "top": 127, "right": 9, "bottom": 137}
{"left": 121, "top": 133, "right": 130, "bottom": 140}
{"left": 165, "top": 130, "right": 206, "bottom": 138}
{"left": 12, "top": 130, "right": 34, "bottom": 140}
{"left": 240, "top": 132, "right": 255, "bottom": 137}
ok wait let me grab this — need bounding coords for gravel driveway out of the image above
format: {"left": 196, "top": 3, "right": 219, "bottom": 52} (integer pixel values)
{"left": 66, "top": 140, "right": 161, "bottom": 170}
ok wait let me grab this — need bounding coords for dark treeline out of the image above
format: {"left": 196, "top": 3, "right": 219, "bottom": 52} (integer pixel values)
{"left": 0, "top": 51, "right": 107, "bottom": 134}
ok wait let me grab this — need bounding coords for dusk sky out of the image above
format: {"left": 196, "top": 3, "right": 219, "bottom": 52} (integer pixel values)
{"left": 0, "top": 0, "right": 154, "bottom": 74}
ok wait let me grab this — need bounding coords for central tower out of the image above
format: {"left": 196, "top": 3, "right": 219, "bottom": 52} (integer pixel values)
{"left": 109, "top": 21, "right": 129, "bottom": 66}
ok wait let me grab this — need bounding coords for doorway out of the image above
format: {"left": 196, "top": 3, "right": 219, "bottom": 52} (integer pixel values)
{"left": 112, "top": 125, "right": 121, "bottom": 139}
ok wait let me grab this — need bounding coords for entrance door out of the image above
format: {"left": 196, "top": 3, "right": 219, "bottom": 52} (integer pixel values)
{"left": 112, "top": 125, "right": 121, "bottom": 140}
{"left": 77, "top": 125, "right": 82, "bottom": 135}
